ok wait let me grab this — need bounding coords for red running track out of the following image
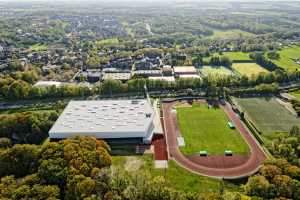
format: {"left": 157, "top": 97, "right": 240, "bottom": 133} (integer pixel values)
{"left": 152, "top": 134, "right": 168, "bottom": 160}
{"left": 163, "top": 100, "right": 267, "bottom": 179}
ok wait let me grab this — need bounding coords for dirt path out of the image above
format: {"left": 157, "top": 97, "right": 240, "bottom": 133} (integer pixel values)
{"left": 163, "top": 100, "right": 267, "bottom": 179}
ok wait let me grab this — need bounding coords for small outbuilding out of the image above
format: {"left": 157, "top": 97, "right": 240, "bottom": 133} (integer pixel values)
{"left": 228, "top": 122, "right": 235, "bottom": 129}
{"left": 199, "top": 151, "right": 208, "bottom": 156}
{"left": 224, "top": 150, "right": 233, "bottom": 156}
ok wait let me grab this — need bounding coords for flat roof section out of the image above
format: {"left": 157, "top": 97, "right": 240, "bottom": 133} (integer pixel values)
{"left": 178, "top": 74, "right": 201, "bottom": 79}
{"left": 49, "top": 99, "right": 154, "bottom": 138}
{"left": 173, "top": 66, "right": 197, "bottom": 74}
{"left": 34, "top": 81, "right": 63, "bottom": 88}
{"left": 149, "top": 76, "right": 175, "bottom": 82}
{"left": 103, "top": 72, "right": 131, "bottom": 81}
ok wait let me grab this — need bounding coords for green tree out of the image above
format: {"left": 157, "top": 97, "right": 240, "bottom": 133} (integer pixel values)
{"left": 290, "top": 126, "right": 300, "bottom": 137}
{"left": 244, "top": 175, "right": 270, "bottom": 198}
{"left": 0, "top": 144, "right": 40, "bottom": 177}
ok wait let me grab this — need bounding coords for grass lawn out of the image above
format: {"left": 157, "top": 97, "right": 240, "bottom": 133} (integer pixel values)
{"left": 289, "top": 90, "right": 300, "bottom": 101}
{"left": 202, "top": 52, "right": 252, "bottom": 64}
{"left": 111, "top": 155, "right": 240, "bottom": 193}
{"left": 209, "top": 29, "right": 255, "bottom": 39}
{"left": 95, "top": 38, "right": 119, "bottom": 46}
{"left": 223, "top": 52, "right": 252, "bottom": 61}
{"left": 232, "top": 97, "right": 300, "bottom": 134}
{"left": 232, "top": 63, "right": 269, "bottom": 77}
{"left": 176, "top": 103, "right": 249, "bottom": 155}
{"left": 270, "top": 46, "right": 300, "bottom": 71}
{"left": 199, "top": 65, "right": 234, "bottom": 77}
{"left": 29, "top": 44, "right": 48, "bottom": 52}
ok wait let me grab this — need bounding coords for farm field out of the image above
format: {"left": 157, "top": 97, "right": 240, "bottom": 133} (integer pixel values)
{"left": 270, "top": 46, "right": 300, "bottom": 71}
{"left": 223, "top": 52, "right": 252, "bottom": 61}
{"left": 232, "top": 63, "right": 269, "bottom": 77}
{"left": 289, "top": 90, "right": 300, "bottom": 101}
{"left": 111, "top": 155, "right": 239, "bottom": 193}
{"left": 232, "top": 97, "right": 300, "bottom": 134}
{"left": 176, "top": 103, "right": 249, "bottom": 155}
{"left": 199, "top": 65, "right": 234, "bottom": 76}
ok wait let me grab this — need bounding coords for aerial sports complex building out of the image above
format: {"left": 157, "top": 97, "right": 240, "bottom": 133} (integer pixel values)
{"left": 49, "top": 99, "right": 162, "bottom": 144}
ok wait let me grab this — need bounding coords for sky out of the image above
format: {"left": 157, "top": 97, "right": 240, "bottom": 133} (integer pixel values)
{"left": 0, "top": 0, "right": 300, "bottom": 4}
{"left": 0, "top": 0, "right": 299, "bottom": 1}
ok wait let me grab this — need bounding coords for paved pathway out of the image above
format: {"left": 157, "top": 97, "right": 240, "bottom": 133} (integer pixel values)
{"left": 163, "top": 100, "right": 267, "bottom": 179}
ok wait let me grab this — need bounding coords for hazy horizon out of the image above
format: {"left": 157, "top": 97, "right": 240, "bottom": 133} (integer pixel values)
{"left": 1, "top": 0, "right": 300, "bottom": 2}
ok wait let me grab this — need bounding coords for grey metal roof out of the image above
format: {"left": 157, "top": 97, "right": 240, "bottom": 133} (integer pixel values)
{"left": 49, "top": 100, "right": 154, "bottom": 138}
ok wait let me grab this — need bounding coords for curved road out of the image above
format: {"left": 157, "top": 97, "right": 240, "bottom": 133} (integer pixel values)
{"left": 163, "top": 100, "right": 267, "bottom": 179}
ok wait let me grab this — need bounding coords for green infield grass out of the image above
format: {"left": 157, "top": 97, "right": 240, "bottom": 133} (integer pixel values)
{"left": 176, "top": 103, "right": 249, "bottom": 155}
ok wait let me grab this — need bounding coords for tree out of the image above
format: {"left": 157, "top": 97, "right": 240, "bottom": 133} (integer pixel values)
{"left": 9, "top": 58, "right": 24, "bottom": 71}
{"left": 259, "top": 164, "right": 282, "bottom": 180}
{"left": 0, "top": 144, "right": 40, "bottom": 177}
{"left": 0, "top": 138, "right": 12, "bottom": 148}
{"left": 38, "top": 158, "right": 67, "bottom": 186}
{"left": 291, "top": 180, "right": 300, "bottom": 200}
{"left": 267, "top": 51, "right": 280, "bottom": 60}
{"left": 244, "top": 175, "right": 270, "bottom": 198}
{"left": 7, "top": 80, "right": 31, "bottom": 99}
{"left": 272, "top": 175, "right": 293, "bottom": 198}
{"left": 0, "top": 175, "right": 60, "bottom": 200}
{"left": 290, "top": 126, "right": 300, "bottom": 137}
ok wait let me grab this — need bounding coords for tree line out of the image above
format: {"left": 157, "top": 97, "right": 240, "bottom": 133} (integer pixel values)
{"left": 1, "top": 69, "right": 300, "bottom": 101}
{"left": 0, "top": 111, "right": 59, "bottom": 144}
{"left": 0, "top": 134, "right": 299, "bottom": 200}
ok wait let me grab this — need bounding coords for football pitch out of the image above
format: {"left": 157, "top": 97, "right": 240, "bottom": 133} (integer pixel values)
{"left": 176, "top": 103, "right": 249, "bottom": 155}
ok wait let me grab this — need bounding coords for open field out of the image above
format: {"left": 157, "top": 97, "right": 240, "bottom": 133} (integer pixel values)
{"left": 112, "top": 155, "right": 240, "bottom": 193}
{"left": 203, "top": 51, "right": 252, "bottom": 63}
{"left": 270, "top": 46, "right": 300, "bottom": 71}
{"left": 223, "top": 52, "right": 252, "bottom": 61}
{"left": 289, "top": 90, "right": 300, "bottom": 101}
{"left": 209, "top": 29, "right": 255, "bottom": 39}
{"left": 232, "top": 63, "right": 269, "bottom": 77}
{"left": 199, "top": 65, "right": 234, "bottom": 76}
{"left": 29, "top": 44, "right": 48, "bottom": 51}
{"left": 95, "top": 38, "right": 119, "bottom": 46}
{"left": 176, "top": 103, "right": 249, "bottom": 155}
{"left": 233, "top": 97, "right": 300, "bottom": 134}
